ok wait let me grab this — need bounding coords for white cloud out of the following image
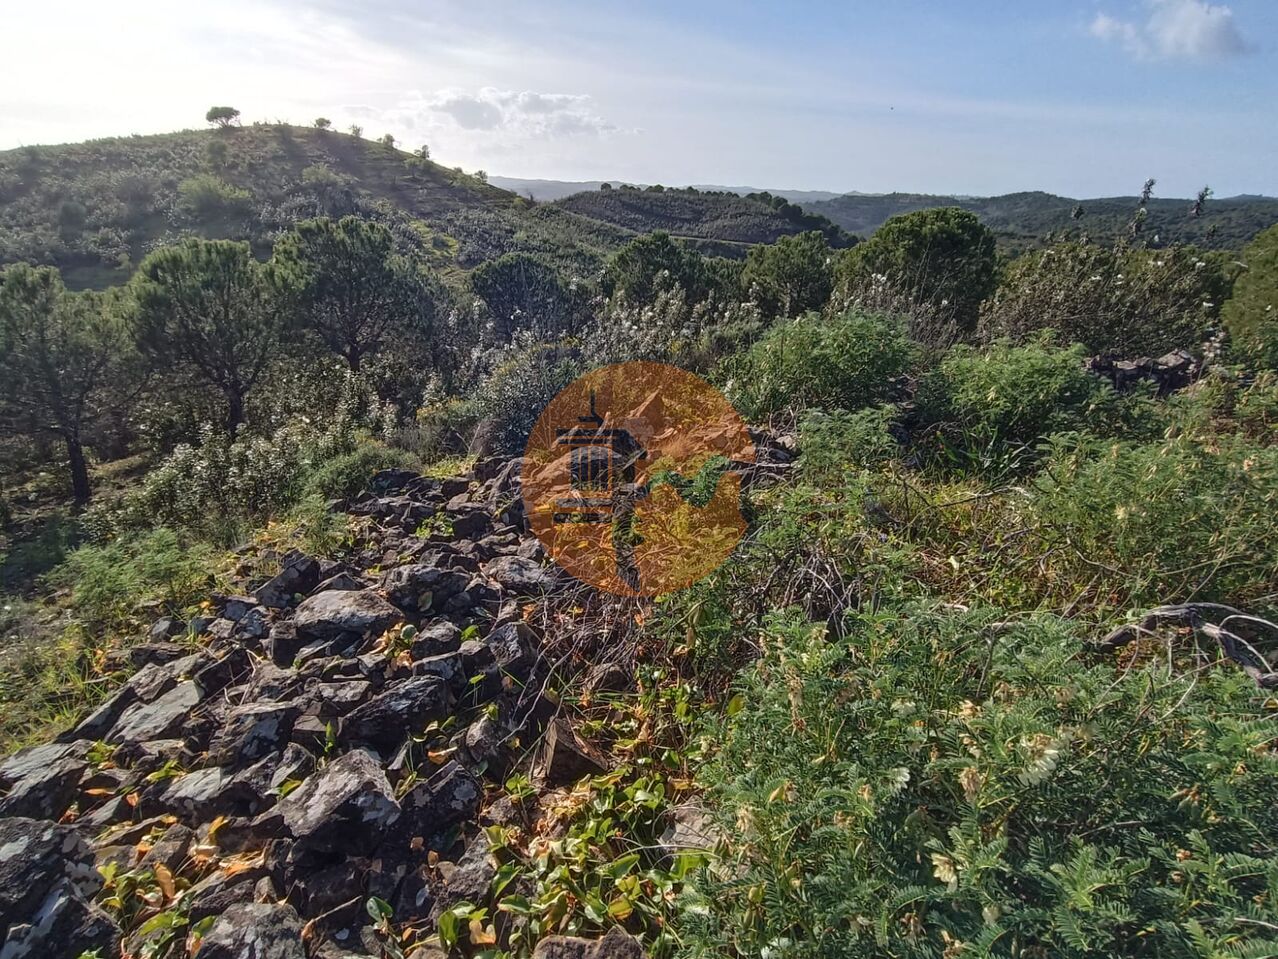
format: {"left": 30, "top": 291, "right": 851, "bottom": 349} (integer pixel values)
{"left": 417, "top": 87, "right": 617, "bottom": 136}
{"left": 1090, "top": 0, "right": 1250, "bottom": 61}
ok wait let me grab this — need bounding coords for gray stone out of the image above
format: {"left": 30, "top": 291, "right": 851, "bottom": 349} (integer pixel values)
{"left": 197, "top": 902, "right": 305, "bottom": 959}
{"left": 255, "top": 552, "right": 321, "bottom": 609}
{"left": 397, "top": 761, "right": 480, "bottom": 841}
{"left": 535, "top": 718, "right": 609, "bottom": 787}
{"left": 484, "top": 621, "right": 540, "bottom": 677}
{"left": 0, "top": 755, "right": 85, "bottom": 820}
{"left": 0, "top": 878, "right": 120, "bottom": 959}
{"left": 310, "top": 680, "right": 373, "bottom": 719}
{"left": 138, "top": 824, "right": 194, "bottom": 873}
{"left": 178, "top": 867, "right": 264, "bottom": 922}
{"left": 314, "top": 572, "right": 365, "bottom": 593}
{"left": 208, "top": 702, "right": 302, "bottom": 767}
{"left": 339, "top": 676, "right": 452, "bottom": 749}
{"left": 532, "top": 927, "right": 646, "bottom": 959}
{"left": 411, "top": 652, "right": 466, "bottom": 690}
{"left": 484, "top": 555, "right": 556, "bottom": 594}
{"left": 263, "top": 749, "right": 400, "bottom": 855}
{"left": 107, "top": 680, "right": 201, "bottom": 743}
{"left": 410, "top": 621, "right": 462, "bottom": 657}
{"left": 381, "top": 564, "right": 471, "bottom": 613}
{"left": 0, "top": 817, "right": 101, "bottom": 935}
{"left": 294, "top": 589, "right": 400, "bottom": 644}
{"left": 0, "top": 741, "right": 88, "bottom": 788}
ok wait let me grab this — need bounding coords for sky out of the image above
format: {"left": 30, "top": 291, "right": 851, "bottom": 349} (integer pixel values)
{"left": 1, "top": 0, "right": 1274, "bottom": 198}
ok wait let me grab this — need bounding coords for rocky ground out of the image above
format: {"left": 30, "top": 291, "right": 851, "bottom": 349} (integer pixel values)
{"left": 0, "top": 440, "right": 794, "bottom": 959}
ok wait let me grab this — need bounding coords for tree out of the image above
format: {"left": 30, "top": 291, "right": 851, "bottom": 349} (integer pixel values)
{"left": 132, "top": 239, "right": 285, "bottom": 434}
{"left": 741, "top": 231, "right": 834, "bottom": 318}
{"left": 834, "top": 207, "right": 997, "bottom": 334}
{"left": 349, "top": 124, "right": 363, "bottom": 139}
{"left": 469, "top": 253, "right": 587, "bottom": 340}
{"left": 0, "top": 265, "right": 139, "bottom": 504}
{"left": 1222, "top": 223, "right": 1278, "bottom": 368}
{"left": 379, "top": 133, "right": 396, "bottom": 149}
{"left": 205, "top": 106, "right": 241, "bottom": 128}
{"left": 416, "top": 144, "right": 431, "bottom": 160}
{"left": 313, "top": 117, "right": 332, "bottom": 130}
{"left": 271, "top": 217, "right": 433, "bottom": 372}
{"left": 603, "top": 232, "right": 710, "bottom": 304}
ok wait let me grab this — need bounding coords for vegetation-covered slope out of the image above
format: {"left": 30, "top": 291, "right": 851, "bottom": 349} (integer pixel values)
{"left": 805, "top": 189, "right": 1278, "bottom": 251}
{"left": 555, "top": 185, "right": 855, "bottom": 254}
{"left": 0, "top": 125, "right": 633, "bottom": 287}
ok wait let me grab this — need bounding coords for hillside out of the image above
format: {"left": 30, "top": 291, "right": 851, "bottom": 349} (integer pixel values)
{"left": 0, "top": 125, "right": 632, "bottom": 288}
{"left": 805, "top": 189, "right": 1278, "bottom": 251}
{"left": 491, "top": 175, "right": 844, "bottom": 204}
{"left": 554, "top": 185, "right": 855, "bottom": 252}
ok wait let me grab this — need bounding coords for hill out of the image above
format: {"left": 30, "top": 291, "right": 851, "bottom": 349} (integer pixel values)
{"left": 0, "top": 125, "right": 633, "bottom": 288}
{"left": 804, "top": 189, "right": 1278, "bottom": 251}
{"left": 491, "top": 175, "right": 844, "bottom": 204}
{"left": 553, "top": 185, "right": 855, "bottom": 253}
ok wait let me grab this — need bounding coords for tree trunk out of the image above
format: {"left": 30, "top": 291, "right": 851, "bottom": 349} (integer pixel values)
{"left": 226, "top": 389, "right": 245, "bottom": 436}
{"left": 347, "top": 345, "right": 362, "bottom": 373}
{"left": 66, "top": 434, "right": 91, "bottom": 507}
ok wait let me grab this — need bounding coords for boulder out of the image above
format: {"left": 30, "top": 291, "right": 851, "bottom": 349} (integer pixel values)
{"left": 339, "top": 676, "right": 452, "bottom": 749}
{"left": 294, "top": 589, "right": 400, "bottom": 645}
{"left": 196, "top": 902, "right": 306, "bottom": 959}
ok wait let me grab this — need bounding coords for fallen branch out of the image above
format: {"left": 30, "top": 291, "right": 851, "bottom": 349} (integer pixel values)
{"left": 1096, "top": 603, "right": 1278, "bottom": 688}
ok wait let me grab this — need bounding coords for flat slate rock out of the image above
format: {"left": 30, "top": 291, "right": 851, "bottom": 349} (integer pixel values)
{"left": 107, "top": 680, "right": 201, "bottom": 744}
{"left": 293, "top": 589, "right": 401, "bottom": 644}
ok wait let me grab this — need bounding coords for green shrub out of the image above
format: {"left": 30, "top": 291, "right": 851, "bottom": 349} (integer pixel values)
{"left": 721, "top": 311, "right": 914, "bottom": 420}
{"left": 469, "top": 341, "right": 583, "bottom": 456}
{"left": 798, "top": 406, "right": 900, "bottom": 482}
{"left": 175, "top": 174, "right": 251, "bottom": 220}
{"left": 52, "top": 528, "right": 212, "bottom": 632}
{"left": 1222, "top": 223, "right": 1278, "bottom": 369}
{"left": 834, "top": 208, "right": 997, "bottom": 334}
{"left": 915, "top": 340, "right": 1130, "bottom": 474}
{"left": 684, "top": 605, "right": 1278, "bottom": 959}
{"left": 302, "top": 441, "right": 416, "bottom": 500}
{"left": 1028, "top": 431, "right": 1278, "bottom": 613}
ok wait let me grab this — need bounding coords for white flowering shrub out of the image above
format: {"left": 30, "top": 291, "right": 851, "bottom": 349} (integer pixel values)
{"left": 982, "top": 242, "right": 1234, "bottom": 357}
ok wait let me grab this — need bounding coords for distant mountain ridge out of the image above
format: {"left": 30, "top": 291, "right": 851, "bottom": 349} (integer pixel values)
{"left": 494, "top": 177, "right": 1278, "bottom": 251}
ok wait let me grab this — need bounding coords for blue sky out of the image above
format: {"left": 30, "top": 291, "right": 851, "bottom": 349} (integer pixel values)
{"left": 2, "top": 0, "right": 1274, "bottom": 197}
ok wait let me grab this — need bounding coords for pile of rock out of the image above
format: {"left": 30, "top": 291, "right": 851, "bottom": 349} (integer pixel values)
{"left": 0, "top": 441, "right": 794, "bottom": 957}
